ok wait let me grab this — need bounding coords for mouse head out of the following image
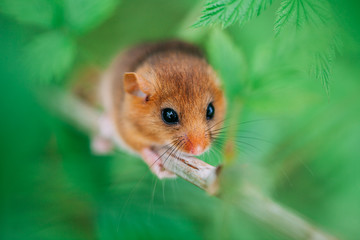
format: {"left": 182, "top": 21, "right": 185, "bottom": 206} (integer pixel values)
{"left": 123, "top": 55, "right": 226, "bottom": 156}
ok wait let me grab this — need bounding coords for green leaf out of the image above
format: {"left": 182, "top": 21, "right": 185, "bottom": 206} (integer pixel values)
{"left": 274, "top": 0, "right": 333, "bottom": 36}
{"left": 0, "top": 0, "right": 58, "bottom": 28}
{"left": 311, "top": 37, "right": 340, "bottom": 97}
{"left": 274, "top": 0, "right": 296, "bottom": 36}
{"left": 63, "top": 0, "right": 119, "bottom": 34}
{"left": 206, "top": 28, "right": 247, "bottom": 99}
{"left": 274, "top": 0, "right": 340, "bottom": 96}
{"left": 24, "top": 31, "right": 76, "bottom": 83}
{"left": 193, "top": 0, "right": 272, "bottom": 28}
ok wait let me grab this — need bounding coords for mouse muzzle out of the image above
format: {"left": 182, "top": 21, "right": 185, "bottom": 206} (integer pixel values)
{"left": 182, "top": 131, "right": 210, "bottom": 156}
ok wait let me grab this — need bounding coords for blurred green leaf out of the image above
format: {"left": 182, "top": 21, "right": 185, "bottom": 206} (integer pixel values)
{"left": 311, "top": 45, "right": 335, "bottom": 96}
{"left": 0, "top": 0, "right": 58, "bottom": 28}
{"left": 206, "top": 28, "right": 247, "bottom": 99}
{"left": 24, "top": 31, "right": 76, "bottom": 83}
{"left": 274, "top": 0, "right": 340, "bottom": 96}
{"left": 193, "top": 0, "right": 272, "bottom": 28}
{"left": 63, "top": 0, "right": 119, "bottom": 34}
{"left": 274, "top": 0, "right": 333, "bottom": 36}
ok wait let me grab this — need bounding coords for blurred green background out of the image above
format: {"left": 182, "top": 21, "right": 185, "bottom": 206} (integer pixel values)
{"left": 1, "top": 0, "right": 360, "bottom": 239}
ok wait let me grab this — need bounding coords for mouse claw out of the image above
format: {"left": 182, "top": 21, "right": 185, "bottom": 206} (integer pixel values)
{"left": 141, "top": 148, "right": 177, "bottom": 179}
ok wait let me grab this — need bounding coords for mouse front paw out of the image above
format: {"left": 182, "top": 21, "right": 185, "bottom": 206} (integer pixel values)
{"left": 91, "top": 114, "right": 114, "bottom": 155}
{"left": 91, "top": 135, "right": 113, "bottom": 155}
{"left": 141, "top": 148, "right": 177, "bottom": 179}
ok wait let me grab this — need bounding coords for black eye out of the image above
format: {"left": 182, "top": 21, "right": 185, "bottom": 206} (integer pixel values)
{"left": 161, "top": 108, "right": 179, "bottom": 124}
{"left": 206, "top": 103, "right": 215, "bottom": 120}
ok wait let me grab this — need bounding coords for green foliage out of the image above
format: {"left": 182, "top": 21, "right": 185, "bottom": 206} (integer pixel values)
{"left": 24, "top": 31, "right": 76, "bottom": 83}
{"left": 63, "top": 0, "right": 118, "bottom": 34}
{"left": 0, "top": 0, "right": 121, "bottom": 84}
{"left": 311, "top": 43, "right": 336, "bottom": 96}
{"left": 206, "top": 28, "right": 246, "bottom": 99}
{"left": 195, "top": 0, "right": 341, "bottom": 95}
{"left": 0, "top": 0, "right": 59, "bottom": 28}
{"left": 193, "top": 0, "right": 273, "bottom": 28}
{"left": 273, "top": 0, "right": 339, "bottom": 96}
{"left": 274, "top": 0, "right": 334, "bottom": 35}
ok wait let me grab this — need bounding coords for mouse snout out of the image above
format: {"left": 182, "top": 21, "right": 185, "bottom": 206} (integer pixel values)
{"left": 182, "top": 132, "right": 209, "bottom": 156}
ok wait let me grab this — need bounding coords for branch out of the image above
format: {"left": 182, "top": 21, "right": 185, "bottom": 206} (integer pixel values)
{"left": 41, "top": 88, "right": 101, "bottom": 134}
{"left": 42, "top": 88, "right": 338, "bottom": 240}
{"left": 236, "top": 184, "right": 337, "bottom": 240}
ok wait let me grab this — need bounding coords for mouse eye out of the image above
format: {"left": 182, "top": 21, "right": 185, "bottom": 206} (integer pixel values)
{"left": 162, "top": 108, "right": 179, "bottom": 125}
{"left": 206, "top": 103, "right": 215, "bottom": 120}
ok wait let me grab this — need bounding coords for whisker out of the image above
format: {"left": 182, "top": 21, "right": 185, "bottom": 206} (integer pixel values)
{"left": 208, "top": 118, "right": 271, "bottom": 135}
{"left": 210, "top": 129, "right": 271, "bottom": 146}
{"left": 172, "top": 142, "right": 185, "bottom": 166}
{"left": 161, "top": 141, "right": 185, "bottom": 170}
{"left": 210, "top": 125, "right": 230, "bottom": 133}
{"left": 208, "top": 145, "right": 223, "bottom": 165}
{"left": 211, "top": 132, "right": 271, "bottom": 144}
{"left": 147, "top": 139, "right": 182, "bottom": 170}
{"left": 237, "top": 135, "right": 272, "bottom": 144}
{"left": 148, "top": 175, "right": 158, "bottom": 217}
{"left": 213, "top": 136, "right": 262, "bottom": 152}
{"left": 206, "top": 118, "right": 227, "bottom": 132}
{"left": 116, "top": 138, "right": 184, "bottom": 227}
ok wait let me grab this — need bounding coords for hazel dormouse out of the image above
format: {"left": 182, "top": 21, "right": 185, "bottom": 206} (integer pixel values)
{"left": 96, "top": 41, "right": 226, "bottom": 178}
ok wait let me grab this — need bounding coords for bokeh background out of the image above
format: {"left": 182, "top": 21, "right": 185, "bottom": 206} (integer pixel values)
{"left": 1, "top": 0, "right": 360, "bottom": 239}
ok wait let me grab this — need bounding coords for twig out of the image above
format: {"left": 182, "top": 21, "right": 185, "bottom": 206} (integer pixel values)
{"left": 236, "top": 184, "right": 337, "bottom": 240}
{"left": 42, "top": 88, "right": 338, "bottom": 240}
{"left": 155, "top": 149, "right": 222, "bottom": 195}
{"left": 41, "top": 88, "right": 101, "bottom": 134}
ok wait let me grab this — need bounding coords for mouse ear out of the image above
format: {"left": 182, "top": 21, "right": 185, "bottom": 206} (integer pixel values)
{"left": 124, "top": 72, "right": 152, "bottom": 97}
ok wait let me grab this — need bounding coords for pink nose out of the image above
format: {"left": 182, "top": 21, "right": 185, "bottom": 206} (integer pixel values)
{"left": 190, "top": 145, "right": 204, "bottom": 155}
{"left": 183, "top": 132, "right": 209, "bottom": 156}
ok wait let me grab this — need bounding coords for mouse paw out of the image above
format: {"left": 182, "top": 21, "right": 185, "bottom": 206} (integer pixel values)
{"left": 141, "top": 148, "right": 177, "bottom": 179}
{"left": 91, "top": 135, "right": 113, "bottom": 155}
{"left": 91, "top": 114, "right": 114, "bottom": 155}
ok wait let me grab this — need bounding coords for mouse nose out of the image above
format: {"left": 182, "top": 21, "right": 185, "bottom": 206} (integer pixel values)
{"left": 190, "top": 145, "right": 204, "bottom": 155}
{"left": 183, "top": 132, "right": 209, "bottom": 156}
